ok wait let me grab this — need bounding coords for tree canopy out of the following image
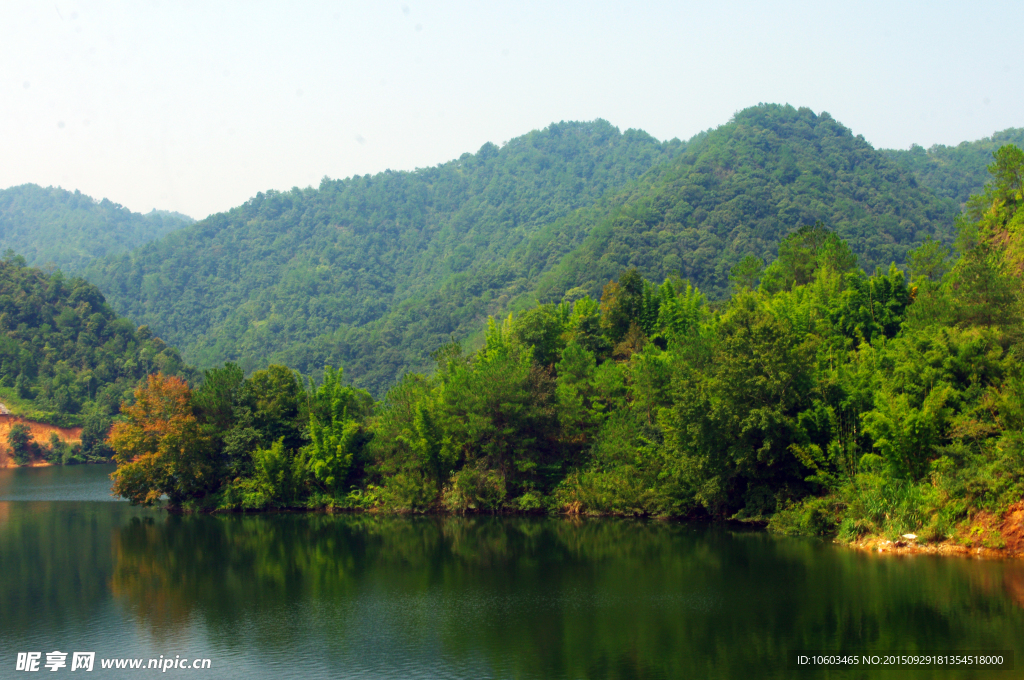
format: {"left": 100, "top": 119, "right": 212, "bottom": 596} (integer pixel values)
{"left": 81, "top": 106, "right": 994, "bottom": 397}
{"left": 0, "top": 184, "right": 191, "bottom": 271}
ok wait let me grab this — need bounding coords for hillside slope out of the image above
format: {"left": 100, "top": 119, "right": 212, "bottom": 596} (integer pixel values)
{"left": 522, "top": 104, "right": 959, "bottom": 304}
{"left": 84, "top": 121, "right": 682, "bottom": 392}
{"left": 83, "top": 106, "right": 1013, "bottom": 395}
{"left": 0, "top": 416, "right": 81, "bottom": 467}
{"left": 0, "top": 184, "right": 192, "bottom": 271}
{"left": 0, "top": 255, "right": 193, "bottom": 428}
{"left": 883, "top": 128, "right": 1024, "bottom": 206}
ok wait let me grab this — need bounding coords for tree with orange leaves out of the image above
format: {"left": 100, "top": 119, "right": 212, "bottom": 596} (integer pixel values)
{"left": 110, "top": 373, "right": 217, "bottom": 506}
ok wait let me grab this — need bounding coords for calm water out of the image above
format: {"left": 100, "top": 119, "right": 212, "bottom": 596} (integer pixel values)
{"left": 1, "top": 466, "right": 1022, "bottom": 679}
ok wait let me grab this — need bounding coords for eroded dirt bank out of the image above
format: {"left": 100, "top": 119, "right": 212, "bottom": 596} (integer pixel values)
{"left": 0, "top": 414, "right": 82, "bottom": 467}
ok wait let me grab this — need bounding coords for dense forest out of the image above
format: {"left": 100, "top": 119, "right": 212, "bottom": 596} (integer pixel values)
{"left": 883, "top": 128, "right": 1024, "bottom": 205}
{"left": 84, "top": 121, "right": 682, "bottom": 394}
{"left": 0, "top": 253, "right": 193, "bottom": 462}
{"left": 82, "top": 105, "right": 1006, "bottom": 397}
{"left": 0, "top": 184, "right": 192, "bottom": 271}
{"left": 482, "top": 104, "right": 962, "bottom": 308}
{"left": 106, "top": 144, "right": 1023, "bottom": 548}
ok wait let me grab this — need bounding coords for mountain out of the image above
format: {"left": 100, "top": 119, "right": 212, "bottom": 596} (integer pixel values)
{"left": 0, "top": 184, "right": 193, "bottom": 271}
{"left": 883, "top": 128, "right": 1024, "bottom": 206}
{"left": 83, "top": 121, "right": 683, "bottom": 392}
{"left": 517, "top": 104, "right": 961, "bottom": 305}
{"left": 340, "top": 104, "right": 968, "bottom": 382}
{"left": 82, "top": 106, "right": 1012, "bottom": 395}
{"left": 0, "top": 254, "right": 193, "bottom": 432}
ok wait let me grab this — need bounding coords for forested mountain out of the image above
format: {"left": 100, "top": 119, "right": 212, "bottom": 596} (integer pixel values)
{"left": 0, "top": 253, "right": 193, "bottom": 461}
{"left": 884, "top": 128, "right": 1024, "bottom": 205}
{"left": 109, "top": 144, "right": 1024, "bottom": 547}
{"left": 0, "top": 184, "right": 193, "bottom": 270}
{"left": 82, "top": 106, "right": 1014, "bottom": 395}
{"left": 84, "top": 121, "right": 683, "bottom": 392}
{"left": 517, "top": 105, "right": 959, "bottom": 306}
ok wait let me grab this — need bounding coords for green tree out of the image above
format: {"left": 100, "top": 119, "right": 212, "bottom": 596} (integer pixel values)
{"left": 511, "top": 304, "right": 568, "bottom": 368}
{"left": 760, "top": 222, "right": 858, "bottom": 294}
{"left": 438, "top": 316, "right": 557, "bottom": 510}
{"left": 46, "top": 432, "right": 70, "bottom": 464}
{"left": 729, "top": 255, "right": 765, "bottom": 292}
{"left": 907, "top": 237, "right": 952, "bottom": 283}
{"left": 237, "top": 365, "right": 305, "bottom": 451}
{"left": 80, "top": 413, "right": 113, "bottom": 461}
{"left": 305, "top": 366, "right": 368, "bottom": 496}
{"left": 599, "top": 268, "right": 645, "bottom": 345}
{"left": 8, "top": 423, "right": 34, "bottom": 465}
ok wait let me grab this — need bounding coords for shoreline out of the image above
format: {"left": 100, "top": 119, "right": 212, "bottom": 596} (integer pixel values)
{"left": 849, "top": 536, "right": 1024, "bottom": 560}
{"left": 165, "top": 501, "right": 1024, "bottom": 561}
{"left": 0, "top": 459, "right": 108, "bottom": 469}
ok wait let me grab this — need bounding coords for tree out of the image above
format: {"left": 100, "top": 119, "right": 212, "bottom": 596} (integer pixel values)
{"left": 192, "top": 363, "right": 245, "bottom": 434}
{"left": 907, "top": 237, "right": 952, "bottom": 283}
{"left": 46, "top": 432, "right": 70, "bottom": 464}
{"left": 661, "top": 293, "right": 814, "bottom": 515}
{"left": 600, "top": 268, "right": 645, "bottom": 345}
{"left": 729, "top": 255, "right": 765, "bottom": 292}
{"left": 511, "top": 304, "right": 567, "bottom": 368}
{"left": 237, "top": 365, "right": 305, "bottom": 451}
{"left": 760, "top": 222, "right": 858, "bottom": 293}
{"left": 438, "top": 316, "right": 558, "bottom": 510}
{"left": 305, "top": 366, "right": 367, "bottom": 496}
{"left": 80, "top": 413, "right": 113, "bottom": 461}
{"left": 110, "top": 374, "right": 216, "bottom": 506}
{"left": 8, "top": 423, "right": 34, "bottom": 465}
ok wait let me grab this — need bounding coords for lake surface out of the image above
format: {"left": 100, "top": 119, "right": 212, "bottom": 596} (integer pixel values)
{"left": 1, "top": 465, "right": 1022, "bottom": 679}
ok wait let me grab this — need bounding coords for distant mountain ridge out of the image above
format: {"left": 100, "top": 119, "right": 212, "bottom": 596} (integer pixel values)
{"left": 0, "top": 184, "right": 193, "bottom": 271}
{"left": 80, "top": 106, "right": 1020, "bottom": 395}
{"left": 883, "top": 128, "right": 1024, "bottom": 206}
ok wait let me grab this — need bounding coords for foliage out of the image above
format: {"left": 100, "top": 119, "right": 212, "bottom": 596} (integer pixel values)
{"left": 0, "top": 184, "right": 191, "bottom": 271}
{"left": 83, "top": 107, "right": 1007, "bottom": 399}
{"left": 7, "top": 423, "right": 35, "bottom": 465}
{"left": 883, "top": 128, "right": 1024, "bottom": 205}
{"left": 0, "top": 255, "right": 194, "bottom": 427}
{"left": 98, "top": 127, "right": 1023, "bottom": 547}
{"left": 110, "top": 374, "right": 216, "bottom": 505}
{"left": 305, "top": 366, "right": 370, "bottom": 495}
{"left": 84, "top": 121, "right": 681, "bottom": 396}
{"left": 529, "top": 104, "right": 959, "bottom": 306}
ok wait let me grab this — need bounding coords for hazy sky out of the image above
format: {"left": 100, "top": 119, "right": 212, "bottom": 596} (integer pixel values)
{"left": 2, "top": 1, "right": 1020, "bottom": 220}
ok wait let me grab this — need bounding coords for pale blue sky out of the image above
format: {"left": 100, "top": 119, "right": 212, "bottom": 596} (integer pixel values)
{"left": 1, "top": 1, "right": 1020, "bottom": 219}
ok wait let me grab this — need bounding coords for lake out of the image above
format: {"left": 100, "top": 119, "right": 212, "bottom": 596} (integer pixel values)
{"left": 1, "top": 464, "right": 1022, "bottom": 679}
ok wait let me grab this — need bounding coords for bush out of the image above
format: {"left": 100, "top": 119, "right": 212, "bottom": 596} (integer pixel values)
{"left": 8, "top": 424, "right": 35, "bottom": 465}
{"left": 442, "top": 466, "right": 507, "bottom": 513}
{"left": 768, "top": 496, "right": 843, "bottom": 537}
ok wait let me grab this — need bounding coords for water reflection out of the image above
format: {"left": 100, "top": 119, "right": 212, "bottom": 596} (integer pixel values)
{"left": 107, "top": 514, "right": 1024, "bottom": 679}
{"left": 1, "top": 497, "right": 1023, "bottom": 679}
{"left": 0, "top": 501, "right": 154, "bottom": 632}
{"left": 0, "top": 463, "right": 119, "bottom": 501}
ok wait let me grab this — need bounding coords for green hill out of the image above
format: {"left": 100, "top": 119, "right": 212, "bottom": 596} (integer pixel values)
{"left": 0, "top": 184, "right": 193, "bottom": 271}
{"left": 81, "top": 106, "right": 1017, "bottom": 396}
{"left": 316, "top": 104, "right": 971, "bottom": 390}
{"left": 83, "top": 121, "right": 683, "bottom": 393}
{"left": 0, "top": 253, "right": 193, "bottom": 463}
{"left": 520, "top": 104, "right": 960, "bottom": 305}
{"left": 883, "top": 128, "right": 1024, "bottom": 206}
